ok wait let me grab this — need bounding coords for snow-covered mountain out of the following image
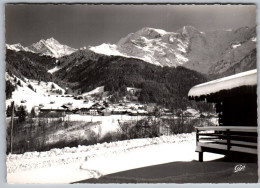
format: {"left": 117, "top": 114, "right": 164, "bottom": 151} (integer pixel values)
{"left": 208, "top": 28, "right": 257, "bottom": 76}
{"left": 116, "top": 27, "right": 190, "bottom": 67}
{"left": 6, "top": 38, "right": 77, "bottom": 58}
{"left": 90, "top": 27, "right": 189, "bottom": 67}
{"left": 89, "top": 26, "right": 256, "bottom": 74}
{"left": 6, "top": 43, "right": 27, "bottom": 52}
{"left": 6, "top": 26, "right": 256, "bottom": 75}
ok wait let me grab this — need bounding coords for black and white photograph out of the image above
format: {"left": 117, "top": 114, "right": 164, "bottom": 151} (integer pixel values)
{"left": 4, "top": 3, "right": 258, "bottom": 184}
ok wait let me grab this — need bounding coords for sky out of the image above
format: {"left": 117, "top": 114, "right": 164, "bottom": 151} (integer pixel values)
{"left": 5, "top": 4, "right": 256, "bottom": 48}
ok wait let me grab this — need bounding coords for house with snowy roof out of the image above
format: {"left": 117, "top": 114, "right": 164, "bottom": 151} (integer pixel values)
{"left": 188, "top": 69, "right": 257, "bottom": 162}
{"left": 39, "top": 105, "right": 67, "bottom": 117}
{"left": 101, "top": 108, "right": 111, "bottom": 116}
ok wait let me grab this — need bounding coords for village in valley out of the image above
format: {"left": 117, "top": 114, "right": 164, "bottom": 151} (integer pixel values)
{"left": 6, "top": 74, "right": 205, "bottom": 121}
{"left": 31, "top": 85, "right": 156, "bottom": 118}
{"left": 5, "top": 70, "right": 217, "bottom": 156}
{"left": 7, "top": 79, "right": 160, "bottom": 118}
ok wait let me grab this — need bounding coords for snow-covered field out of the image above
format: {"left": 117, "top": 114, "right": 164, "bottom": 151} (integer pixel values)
{"left": 7, "top": 133, "right": 223, "bottom": 184}
{"left": 63, "top": 114, "right": 148, "bottom": 137}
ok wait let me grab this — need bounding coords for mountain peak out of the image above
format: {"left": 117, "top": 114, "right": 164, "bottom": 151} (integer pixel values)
{"left": 132, "top": 27, "right": 168, "bottom": 39}
{"left": 45, "top": 37, "right": 60, "bottom": 45}
{"left": 13, "top": 43, "right": 23, "bottom": 46}
{"left": 140, "top": 27, "right": 168, "bottom": 35}
{"left": 47, "top": 37, "right": 56, "bottom": 41}
{"left": 6, "top": 43, "right": 26, "bottom": 52}
{"left": 39, "top": 39, "right": 46, "bottom": 43}
{"left": 180, "top": 26, "right": 200, "bottom": 36}
{"left": 9, "top": 38, "right": 78, "bottom": 58}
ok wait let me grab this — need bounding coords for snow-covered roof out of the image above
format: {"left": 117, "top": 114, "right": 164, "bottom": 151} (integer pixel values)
{"left": 73, "top": 103, "right": 93, "bottom": 109}
{"left": 40, "top": 105, "right": 66, "bottom": 111}
{"left": 188, "top": 69, "right": 257, "bottom": 98}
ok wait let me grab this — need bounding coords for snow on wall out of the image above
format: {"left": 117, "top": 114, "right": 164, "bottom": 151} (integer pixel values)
{"left": 188, "top": 69, "right": 257, "bottom": 97}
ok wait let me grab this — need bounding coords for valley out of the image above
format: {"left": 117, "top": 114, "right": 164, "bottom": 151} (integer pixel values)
{"left": 5, "top": 25, "right": 256, "bottom": 155}
{"left": 4, "top": 4, "right": 258, "bottom": 184}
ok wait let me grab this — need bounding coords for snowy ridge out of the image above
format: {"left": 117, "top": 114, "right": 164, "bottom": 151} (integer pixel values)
{"left": 82, "top": 86, "right": 105, "bottom": 96}
{"left": 152, "top": 28, "right": 170, "bottom": 35}
{"left": 88, "top": 27, "right": 190, "bottom": 67}
{"left": 27, "top": 37, "right": 77, "bottom": 58}
{"left": 89, "top": 43, "right": 126, "bottom": 57}
{"left": 6, "top": 37, "right": 77, "bottom": 58}
{"left": 48, "top": 66, "right": 61, "bottom": 74}
{"left": 115, "top": 27, "right": 190, "bottom": 66}
{"left": 6, "top": 43, "right": 31, "bottom": 52}
{"left": 89, "top": 43, "right": 162, "bottom": 66}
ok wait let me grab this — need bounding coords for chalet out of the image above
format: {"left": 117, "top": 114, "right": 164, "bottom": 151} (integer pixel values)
{"left": 127, "top": 109, "right": 138, "bottom": 116}
{"left": 89, "top": 109, "right": 99, "bottom": 116}
{"left": 102, "top": 108, "right": 111, "bottom": 116}
{"left": 61, "top": 104, "right": 71, "bottom": 111}
{"left": 112, "top": 108, "right": 127, "bottom": 115}
{"left": 92, "top": 102, "right": 102, "bottom": 107}
{"left": 127, "top": 87, "right": 141, "bottom": 95}
{"left": 163, "top": 108, "right": 173, "bottom": 116}
{"left": 188, "top": 69, "right": 257, "bottom": 162}
{"left": 78, "top": 108, "right": 89, "bottom": 115}
{"left": 72, "top": 108, "right": 80, "bottom": 114}
{"left": 103, "top": 101, "right": 109, "bottom": 107}
{"left": 74, "top": 103, "right": 94, "bottom": 115}
{"left": 39, "top": 105, "right": 66, "bottom": 117}
{"left": 145, "top": 103, "right": 157, "bottom": 113}
{"left": 137, "top": 109, "right": 149, "bottom": 115}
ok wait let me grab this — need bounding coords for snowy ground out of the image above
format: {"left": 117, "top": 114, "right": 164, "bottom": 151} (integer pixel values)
{"left": 63, "top": 114, "right": 148, "bottom": 137}
{"left": 5, "top": 74, "right": 94, "bottom": 112}
{"left": 7, "top": 133, "right": 223, "bottom": 184}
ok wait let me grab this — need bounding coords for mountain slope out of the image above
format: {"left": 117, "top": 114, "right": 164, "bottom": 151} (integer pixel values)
{"left": 6, "top": 49, "right": 56, "bottom": 82}
{"left": 5, "top": 72, "right": 66, "bottom": 111}
{"left": 208, "top": 28, "right": 257, "bottom": 77}
{"left": 54, "top": 53, "right": 206, "bottom": 108}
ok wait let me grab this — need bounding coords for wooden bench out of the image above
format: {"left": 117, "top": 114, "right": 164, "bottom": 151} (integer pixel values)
{"left": 195, "top": 126, "right": 258, "bottom": 162}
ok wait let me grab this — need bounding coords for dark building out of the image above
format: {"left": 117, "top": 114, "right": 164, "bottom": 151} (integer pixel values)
{"left": 189, "top": 69, "right": 257, "bottom": 127}
{"left": 188, "top": 69, "right": 257, "bottom": 162}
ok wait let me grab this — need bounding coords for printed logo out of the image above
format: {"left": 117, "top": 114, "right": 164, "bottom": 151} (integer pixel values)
{"left": 234, "top": 164, "right": 246, "bottom": 173}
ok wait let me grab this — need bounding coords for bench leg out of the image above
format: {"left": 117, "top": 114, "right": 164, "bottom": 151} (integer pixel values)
{"left": 199, "top": 152, "right": 203, "bottom": 162}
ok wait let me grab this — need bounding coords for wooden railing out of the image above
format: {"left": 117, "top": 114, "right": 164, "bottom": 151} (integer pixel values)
{"left": 195, "top": 126, "right": 258, "bottom": 162}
